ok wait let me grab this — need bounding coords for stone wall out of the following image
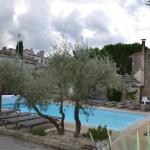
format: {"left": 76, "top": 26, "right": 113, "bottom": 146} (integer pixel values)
{"left": 90, "top": 86, "right": 107, "bottom": 100}
{"left": 142, "top": 49, "right": 150, "bottom": 99}
{"left": 131, "top": 52, "right": 141, "bottom": 74}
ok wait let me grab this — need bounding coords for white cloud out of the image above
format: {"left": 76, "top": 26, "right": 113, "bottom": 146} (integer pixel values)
{"left": 82, "top": 29, "right": 94, "bottom": 38}
{"left": 50, "top": 1, "right": 76, "bottom": 17}
{"left": 13, "top": 0, "right": 29, "bottom": 24}
{"left": 0, "top": 0, "right": 150, "bottom": 51}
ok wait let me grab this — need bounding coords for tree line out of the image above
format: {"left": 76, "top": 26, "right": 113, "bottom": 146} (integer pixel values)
{"left": 89, "top": 43, "right": 141, "bottom": 75}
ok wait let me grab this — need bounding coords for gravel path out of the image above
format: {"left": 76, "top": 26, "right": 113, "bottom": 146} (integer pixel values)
{"left": 0, "top": 134, "right": 58, "bottom": 150}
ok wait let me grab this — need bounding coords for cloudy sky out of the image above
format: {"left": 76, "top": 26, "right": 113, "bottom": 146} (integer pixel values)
{"left": 0, "top": 0, "right": 150, "bottom": 52}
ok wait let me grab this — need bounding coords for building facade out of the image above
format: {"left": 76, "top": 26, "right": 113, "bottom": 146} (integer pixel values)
{"left": 131, "top": 39, "right": 150, "bottom": 101}
{"left": 0, "top": 47, "right": 48, "bottom": 68}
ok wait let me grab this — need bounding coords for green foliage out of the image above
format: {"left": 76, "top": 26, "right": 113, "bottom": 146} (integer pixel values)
{"left": 16, "top": 40, "right": 24, "bottom": 58}
{"left": 125, "top": 90, "right": 137, "bottom": 101}
{"left": 0, "top": 61, "right": 29, "bottom": 95}
{"left": 91, "top": 128, "right": 150, "bottom": 150}
{"left": 71, "top": 44, "right": 121, "bottom": 100}
{"left": 22, "top": 73, "right": 51, "bottom": 109}
{"left": 86, "top": 125, "right": 112, "bottom": 142}
{"left": 107, "top": 87, "right": 122, "bottom": 101}
{"left": 48, "top": 37, "right": 74, "bottom": 134}
{"left": 89, "top": 47, "right": 101, "bottom": 59}
{"left": 48, "top": 43, "right": 73, "bottom": 101}
{"left": 100, "top": 43, "right": 141, "bottom": 75}
{"left": 89, "top": 43, "right": 141, "bottom": 75}
{"left": 72, "top": 46, "right": 100, "bottom": 99}
{"left": 31, "top": 126, "right": 47, "bottom": 136}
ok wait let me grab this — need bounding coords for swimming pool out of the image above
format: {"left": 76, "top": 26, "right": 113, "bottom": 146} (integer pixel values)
{"left": 2, "top": 101, "right": 145, "bottom": 131}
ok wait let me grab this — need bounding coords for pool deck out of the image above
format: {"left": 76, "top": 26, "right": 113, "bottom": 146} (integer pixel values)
{"left": 104, "top": 119, "right": 150, "bottom": 150}
{"left": 0, "top": 134, "right": 56, "bottom": 150}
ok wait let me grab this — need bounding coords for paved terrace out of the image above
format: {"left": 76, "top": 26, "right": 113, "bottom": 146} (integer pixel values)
{"left": 0, "top": 134, "right": 57, "bottom": 150}
{"left": 105, "top": 119, "right": 150, "bottom": 150}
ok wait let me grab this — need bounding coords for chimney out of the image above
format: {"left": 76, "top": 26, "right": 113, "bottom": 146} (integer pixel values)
{"left": 141, "top": 39, "right": 146, "bottom": 86}
{"left": 141, "top": 39, "right": 146, "bottom": 49}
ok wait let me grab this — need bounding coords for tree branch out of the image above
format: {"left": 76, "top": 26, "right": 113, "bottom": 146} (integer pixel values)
{"left": 33, "top": 105, "right": 62, "bottom": 134}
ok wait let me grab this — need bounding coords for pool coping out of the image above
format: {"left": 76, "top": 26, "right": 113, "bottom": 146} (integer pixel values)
{"left": 3, "top": 101, "right": 149, "bottom": 116}
{"left": 61, "top": 101, "right": 150, "bottom": 115}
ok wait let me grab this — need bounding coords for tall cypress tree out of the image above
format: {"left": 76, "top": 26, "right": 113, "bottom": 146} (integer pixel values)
{"left": 16, "top": 40, "right": 24, "bottom": 58}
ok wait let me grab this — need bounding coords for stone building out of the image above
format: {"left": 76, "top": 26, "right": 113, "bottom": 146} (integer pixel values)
{"left": 130, "top": 39, "right": 150, "bottom": 102}
{"left": 0, "top": 47, "right": 48, "bottom": 69}
{"left": 23, "top": 49, "right": 48, "bottom": 65}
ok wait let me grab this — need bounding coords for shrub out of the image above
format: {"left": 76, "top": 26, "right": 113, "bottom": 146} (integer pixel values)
{"left": 31, "top": 126, "right": 47, "bottom": 136}
{"left": 107, "top": 87, "right": 122, "bottom": 101}
{"left": 86, "top": 125, "right": 112, "bottom": 142}
{"left": 125, "top": 89, "right": 137, "bottom": 100}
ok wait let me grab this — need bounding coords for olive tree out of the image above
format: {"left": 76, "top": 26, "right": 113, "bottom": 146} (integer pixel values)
{"left": 47, "top": 43, "right": 73, "bottom": 134}
{"left": 20, "top": 37, "right": 73, "bottom": 135}
{"left": 0, "top": 61, "right": 29, "bottom": 112}
{"left": 71, "top": 43, "right": 121, "bottom": 137}
{"left": 21, "top": 66, "right": 64, "bottom": 135}
{"left": 0, "top": 60, "right": 63, "bottom": 134}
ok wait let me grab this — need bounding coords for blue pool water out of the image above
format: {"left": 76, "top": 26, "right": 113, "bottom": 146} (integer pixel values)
{"left": 2, "top": 96, "right": 145, "bottom": 131}
{"left": 2, "top": 95, "right": 17, "bottom": 105}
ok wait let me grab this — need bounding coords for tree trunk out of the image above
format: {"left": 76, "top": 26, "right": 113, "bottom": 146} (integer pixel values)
{"left": 60, "top": 99, "right": 65, "bottom": 135}
{"left": 33, "top": 106, "right": 62, "bottom": 135}
{"left": 74, "top": 100, "right": 81, "bottom": 137}
{"left": 58, "top": 84, "right": 65, "bottom": 135}
{"left": 21, "top": 58, "right": 23, "bottom": 68}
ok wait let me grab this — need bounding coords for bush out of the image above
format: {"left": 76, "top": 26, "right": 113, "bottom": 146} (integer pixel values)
{"left": 107, "top": 87, "right": 122, "bottom": 101}
{"left": 31, "top": 126, "right": 47, "bottom": 136}
{"left": 86, "top": 125, "right": 112, "bottom": 142}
